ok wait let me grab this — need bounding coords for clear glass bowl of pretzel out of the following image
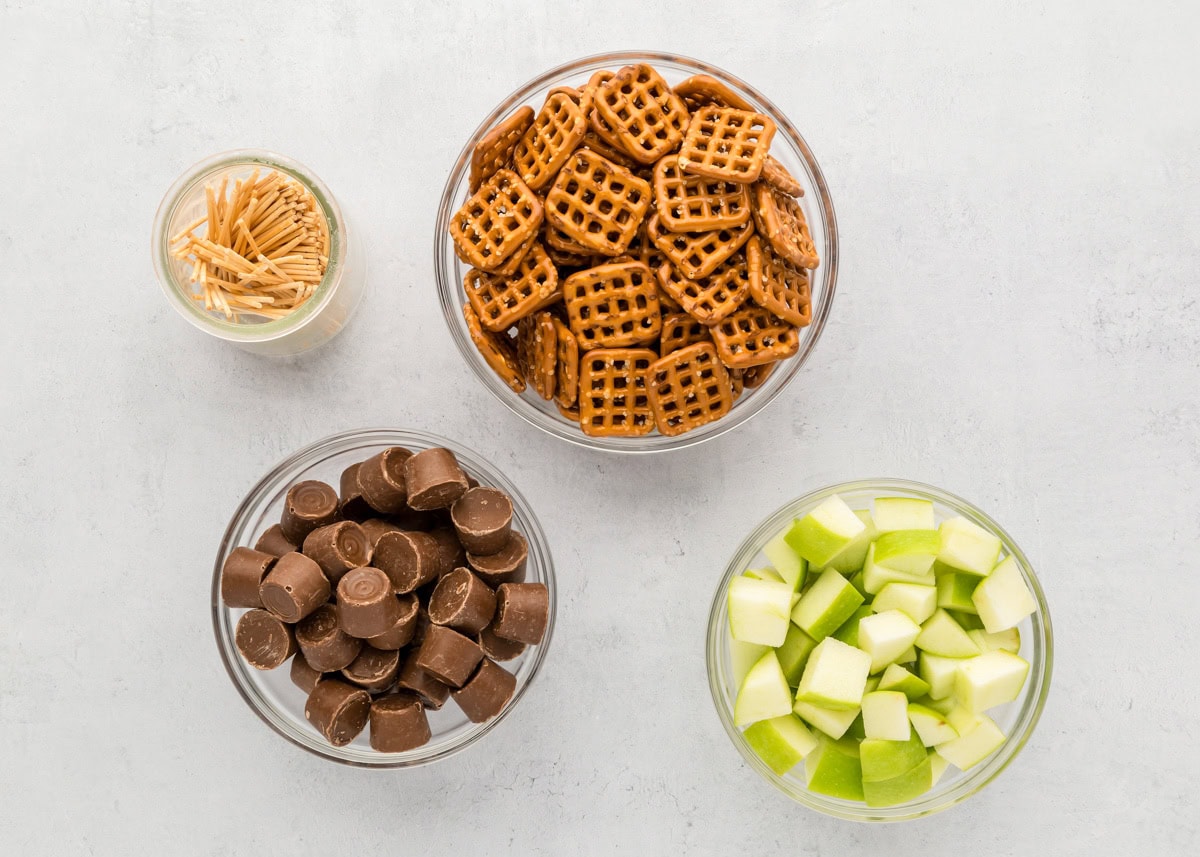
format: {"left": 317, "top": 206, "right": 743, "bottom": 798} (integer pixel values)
{"left": 434, "top": 52, "right": 839, "bottom": 452}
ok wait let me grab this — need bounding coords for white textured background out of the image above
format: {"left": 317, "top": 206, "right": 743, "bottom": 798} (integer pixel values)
{"left": 2, "top": 0, "right": 1198, "bottom": 853}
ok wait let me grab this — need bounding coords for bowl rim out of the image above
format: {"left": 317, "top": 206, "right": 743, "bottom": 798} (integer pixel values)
{"left": 433, "top": 50, "right": 839, "bottom": 454}
{"left": 211, "top": 427, "right": 557, "bottom": 767}
{"left": 705, "top": 478, "right": 1053, "bottom": 821}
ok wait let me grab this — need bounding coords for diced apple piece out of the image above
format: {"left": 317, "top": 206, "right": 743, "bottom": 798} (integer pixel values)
{"left": 897, "top": 645, "right": 917, "bottom": 664}
{"left": 784, "top": 495, "right": 866, "bottom": 567}
{"left": 863, "top": 756, "right": 932, "bottom": 807}
{"left": 860, "top": 732, "right": 927, "bottom": 781}
{"left": 862, "top": 691, "right": 911, "bottom": 741}
{"left": 936, "top": 516, "right": 1002, "bottom": 576}
{"left": 936, "top": 713, "right": 1006, "bottom": 770}
{"left": 967, "top": 627, "right": 1021, "bottom": 654}
{"left": 955, "top": 651, "right": 1030, "bottom": 712}
{"left": 847, "top": 570, "right": 867, "bottom": 597}
{"left": 858, "top": 610, "right": 922, "bottom": 673}
{"left": 919, "top": 652, "right": 966, "bottom": 700}
{"left": 763, "top": 529, "right": 807, "bottom": 592}
{"left": 728, "top": 576, "right": 793, "bottom": 646}
{"left": 915, "top": 609, "right": 980, "bottom": 658}
{"left": 936, "top": 572, "right": 979, "bottom": 613}
{"left": 791, "top": 568, "right": 865, "bottom": 641}
{"left": 873, "top": 497, "right": 935, "bottom": 532}
{"left": 824, "top": 509, "right": 878, "bottom": 574}
{"left": 862, "top": 543, "right": 935, "bottom": 594}
{"left": 805, "top": 737, "right": 864, "bottom": 801}
{"left": 872, "top": 582, "right": 937, "bottom": 624}
{"left": 776, "top": 624, "right": 818, "bottom": 686}
{"left": 877, "top": 663, "right": 931, "bottom": 700}
{"left": 730, "top": 638, "right": 769, "bottom": 686}
{"left": 794, "top": 700, "right": 860, "bottom": 739}
{"left": 972, "top": 556, "right": 1037, "bottom": 633}
{"left": 919, "top": 694, "right": 957, "bottom": 715}
{"left": 831, "top": 605, "right": 874, "bottom": 648}
{"left": 865, "top": 675, "right": 881, "bottom": 693}
{"left": 734, "top": 651, "right": 793, "bottom": 726}
{"left": 795, "top": 637, "right": 872, "bottom": 711}
{"left": 743, "top": 567, "right": 784, "bottom": 583}
{"left": 907, "top": 703, "right": 959, "bottom": 746}
{"left": 743, "top": 714, "right": 818, "bottom": 774}
{"left": 873, "top": 529, "right": 940, "bottom": 576}
{"left": 929, "top": 752, "right": 950, "bottom": 785}
{"left": 950, "top": 610, "right": 985, "bottom": 631}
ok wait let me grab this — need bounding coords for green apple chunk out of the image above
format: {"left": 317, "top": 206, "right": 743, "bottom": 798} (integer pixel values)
{"left": 897, "top": 645, "right": 917, "bottom": 664}
{"left": 873, "top": 497, "right": 935, "bottom": 532}
{"left": 730, "top": 639, "right": 769, "bottom": 686}
{"left": 784, "top": 495, "right": 866, "bottom": 567}
{"left": 805, "top": 737, "right": 864, "bottom": 801}
{"left": 863, "top": 756, "right": 933, "bottom": 807}
{"left": 907, "top": 703, "right": 960, "bottom": 746}
{"left": 915, "top": 609, "right": 980, "bottom": 658}
{"left": 919, "top": 652, "right": 966, "bottom": 700}
{"left": 950, "top": 610, "right": 985, "bottom": 631}
{"left": 968, "top": 627, "right": 1021, "bottom": 654}
{"left": 743, "top": 567, "right": 785, "bottom": 583}
{"left": 860, "top": 731, "right": 927, "bottom": 781}
{"left": 858, "top": 610, "right": 922, "bottom": 673}
{"left": 872, "top": 582, "right": 937, "bottom": 624}
{"left": 873, "top": 529, "right": 941, "bottom": 576}
{"left": 743, "top": 714, "right": 818, "bottom": 775}
{"left": 734, "top": 651, "right": 794, "bottom": 726}
{"left": 862, "top": 691, "right": 911, "bottom": 741}
{"left": 728, "top": 576, "right": 794, "bottom": 646}
{"left": 776, "top": 624, "right": 819, "bottom": 686}
{"left": 919, "top": 694, "right": 957, "bottom": 715}
{"left": 862, "top": 543, "right": 935, "bottom": 594}
{"left": 877, "top": 663, "right": 931, "bottom": 700}
{"left": 972, "top": 556, "right": 1037, "bottom": 633}
{"left": 937, "top": 516, "right": 1002, "bottom": 576}
{"left": 847, "top": 570, "right": 867, "bottom": 598}
{"left": 832, "top": 605, "right": 874, "bottom": 648}
{"left": 955, "top": 651, "right": 1030, "bottom": 712}
{"left": 763, "top": 529, "right": 807, "bottom": 591}
{"left": 795, "top": 637, "right": 872, "bottom": 711}
{"left": 794, "top": 700, "right": 860, "bottom": 739}
{"left": 929, "top": 752, "right": 950, "bottom": 786}
{"left": 936, "top": 713, "right": 1006, "bottom": 770}
{"left": 824, "top": 509, "right": 878, "bottom": 574}
{"left": 791, "top": 568, "right": 865, "bottom": 641}
{"left": 936, "top": 572, "right": 979, "bottom": 614}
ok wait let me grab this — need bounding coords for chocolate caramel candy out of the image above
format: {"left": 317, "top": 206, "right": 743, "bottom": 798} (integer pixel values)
{"left": 396, "top": 650, "right": 451, "bottom": 710}
{"left": 478, "top": 623, "right": 527, "bottom": 661}
{"left": 359, "top": 518, "right": 401, "bottom": 548}
{"left": 369, "top": 692, "right": 432, "bottom": 752}
{"left": 221, "top": 547, "right": 277, "bottom": 608}
{"left": 414, "top": 624, "right": 484, "bottom": 688}
{"left": 403, "top": 448, "right": 470, "bottom": 511}
{"left": 254, "top": 524, "right": 297, "bottom": 559}
{"left": 335, "top": 567, "right": 402, "bottom": 638}
{"left": 467, "top": 532, "right": 528, "bottom": 586}
{"left": 341, "top": 645, "right": 401, "bottom": 691}
{"left": 450, "top": 487, "right": 514, "bottom": 555}
{"left": 492, "top": 582, "right": 549, "bottom": 645}
{"left": 357, "top": 447, "right": 412, "bottom": 514}
{"left": 235, "top": 609, "right": 297, "bottom": 670}
{"left": 259, "top": 552, "right": 331, "bottom": 623}
{"left": 279, "top": 480, "right": 341, "bottom": 544}
{"left": 290, "top": 652, "right": 323, "bottom": 694}
{"left": 373, "top": 530, "right": 441, "bottom": 593}
{"left": 452, "top": 658, "right": 517, "bottom": 723}
{"left": 338, "top": 462, "right": 373, "bottom": 522}
{"left": 296, "top": 604, "right": 362, "bottom": 671}
{"left": 302, "top": 521, "right": 372, "bottom": 583}
{"left": 366, "top": 593, "right": 420, "bottom": 650}
{"left": 304, "top": 678, "right": 371, "bottom": 746}
{"left": 428, "top": 527, "right": 467, "bottom": 577}
{"left": 428, "top": 568, "right": 496, "bottom": 635}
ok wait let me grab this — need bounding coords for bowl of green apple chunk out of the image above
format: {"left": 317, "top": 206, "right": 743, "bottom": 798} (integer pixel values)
{"left": 705, "top": 480, "right": 1052, "bottom": 821}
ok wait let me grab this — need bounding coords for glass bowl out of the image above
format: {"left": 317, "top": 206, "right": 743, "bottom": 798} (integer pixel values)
{"left": 705, "top": 479, "right": 1052, "bottom": 821}
{"left": 211, "top": 428, "right": 556, "bottom": 767}
{"left": 434, "top": 51, "right": 839, "bottom": 453}
{"left": 153, "top": 149, "right": 368, "bottom": 356}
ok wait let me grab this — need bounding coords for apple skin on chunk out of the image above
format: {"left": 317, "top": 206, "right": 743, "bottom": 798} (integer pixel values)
{"left": 876, "top": 663, "right": 931, "bottom": 700}
{"left": 776, "top": 624, "right": 819, "bottom": 686}
{"left": 763, "top": 530, "right": 807, "bottom": 592}
{"left": 936, "top": 572, "right": 980, "bottom": 614}
{"left": 794, "top": 637, "right": 873, "bottom": 711}
{"left": 743, "top": 714, "right": 818, "bottom": 775}
{"left": 971, "top": 557, "right": 1037, "bottom": 633}
{"left": 873, "top": 497, "right": 935, "bottom": 533}
{"left": 794, "top": 700, "right": 861, "bottom": 740}
{"left": 937, "top": 516, "right": 1002, "bottom": 577}
{"left": 823, "top": 509, "right": 878, "bottom": 574}
{"left": 873, "top": 529, "right": 941, "bottom": 576}
{"left": 862, "top": 756, "right": 933, "bottom": 807}
{"left": 728, "top": 576, "right": 794, "bottom": 647}
{"left": 791, "top": 568, "right": 865, "bottom": 642}
{"left": 954, "top": 651, "right": 1030, "bottom": 713}
{"left": 860, "top": 731, "right": 927, "bottom": 781}
{"left": 805, "top": 737, "right": 865, "bottom": 801}
{"left": 734, "top": 651, "right": 794, "bottom": 726}
{"left": 862, "top": 542, "right": 935, "bottom": 594}
{"left": 784, "top": 495, "right": 867, "bottom": 567}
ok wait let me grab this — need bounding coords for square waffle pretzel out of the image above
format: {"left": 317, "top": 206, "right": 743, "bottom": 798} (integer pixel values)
{"left": 516, "top": 311, "right": 558, "bottom": 400}
{"left": 710, "top": 305, "right": 800, "bottom": 368}
{"left": 760, "top": 154, "right": 803, "bottom": 197}
{"left": 578, "top": 348, "right": 657, "bottom": 437}
{"left": 646, "top": 342, "right": 735, "bottom": 436}
{"left": 752, "top": 182, "right": 819, "bottom": 269}
{"left": 660, "top": 312, "right": 712, "bottom": 354}
{"left": 646, "top": 211, "right": 755, "bottom": 280}
{"left": 470, "top": 106, "right": 535, "bottom": 192}
{"left": 672, "top": 74, "right": 754, "bottom": 112}
{"left": 593, "top": 64, "right": 690, "bottom": 165}
{"left": 545, "top": 149, "right": 652, "bottom": 256}
{"left": 512, "top": 92, "right": 587, "bottom": 191}
{"left": 656, "top": 247, "right": 755, "bottom": 326}
{"left": 563, "top": 260, "right": 662, "bottom": 348}
{"left": 450, "top": 169, "right": 544, "bottom": 272}
{"left": 463, "top": 303, "right": 525, "bottom": 393}
{"left": 464, "top": 242, "right": 560, "bottom": 332}
{"left": 748, "top": 238, "right": 813, "bottom": 328}
{"left": 551, "top": 316, "right": 579, "bottom": 408}
{"left": 678, "top": 106, "right": 777, "bottom": 184}
{"left": 653, "top": 154, "right": 751, "bottom": 233}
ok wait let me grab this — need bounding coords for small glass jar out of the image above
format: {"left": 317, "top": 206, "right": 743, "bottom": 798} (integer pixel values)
{"left": 153, "top": 149, "right": 367, "bottom": 356}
